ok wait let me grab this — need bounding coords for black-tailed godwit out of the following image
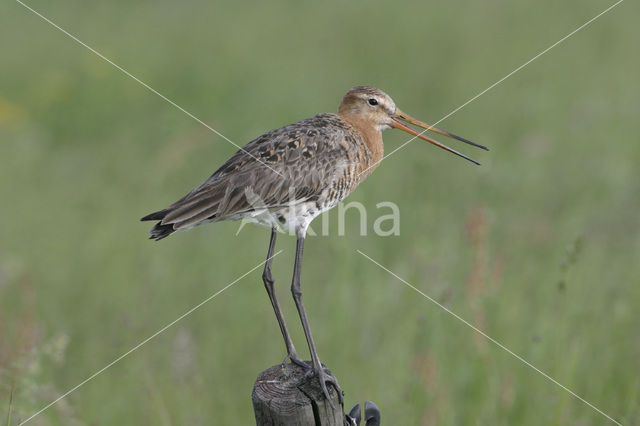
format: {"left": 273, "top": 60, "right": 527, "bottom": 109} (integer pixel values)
{"left": 142, "top": 86, "right": 487, "bottom": 408}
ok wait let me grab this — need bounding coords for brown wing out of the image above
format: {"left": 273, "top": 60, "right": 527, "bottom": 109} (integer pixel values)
{"left": 142, "top": 113, "right": 359, "bottom": 239}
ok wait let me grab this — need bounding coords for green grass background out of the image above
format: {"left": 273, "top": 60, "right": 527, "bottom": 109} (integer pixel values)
{"left": 1, "top": 0, "right": 639, "bottom": 424}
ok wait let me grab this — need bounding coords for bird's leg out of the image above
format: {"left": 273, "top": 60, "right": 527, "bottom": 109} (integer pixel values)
{"left": 262, "top": 228, "right": 307, "bottom": 369}
{"left": 290, "top": 234, "right": 343, "bottom": 409}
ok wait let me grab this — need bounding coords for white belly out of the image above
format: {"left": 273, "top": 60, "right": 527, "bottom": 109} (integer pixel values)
{"left": 231, "top": 201, "right": 330, "bottom": 237}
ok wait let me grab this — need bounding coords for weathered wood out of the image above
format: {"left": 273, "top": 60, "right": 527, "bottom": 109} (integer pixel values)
{"left": 252, "top": 363, "right": 343, "bottom": 426}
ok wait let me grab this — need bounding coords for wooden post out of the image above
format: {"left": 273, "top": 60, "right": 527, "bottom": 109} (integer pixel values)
{"left": 252, "top": 362, "right": 343, "bottom": 425}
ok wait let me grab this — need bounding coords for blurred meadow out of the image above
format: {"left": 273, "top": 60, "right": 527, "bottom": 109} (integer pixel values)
{"left": 1, "top": 0, "right": 639, "bottom": 424}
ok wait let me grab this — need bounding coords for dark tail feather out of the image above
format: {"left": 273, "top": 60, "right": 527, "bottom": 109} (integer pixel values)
{"left": 149, "top": 222, "right": 175, "bottom": 240}
{"left": 141, "top": 209, "right": 175, "bottom": 240}
{"left": 141, "top": 209, "right": 169, "bottom": 221}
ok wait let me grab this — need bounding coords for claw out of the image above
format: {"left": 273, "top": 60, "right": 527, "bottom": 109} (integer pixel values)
{"left": 315, "top": 366, "right": 343, "bottom": 410}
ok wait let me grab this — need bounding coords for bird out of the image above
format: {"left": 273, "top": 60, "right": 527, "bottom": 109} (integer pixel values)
{"left": 141, "top": 86, "right": 487, "bottom": 408}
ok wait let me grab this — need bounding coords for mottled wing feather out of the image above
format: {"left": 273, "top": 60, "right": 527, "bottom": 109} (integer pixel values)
{"left": 156, "top": 113, "right": 357, "bottom": 232}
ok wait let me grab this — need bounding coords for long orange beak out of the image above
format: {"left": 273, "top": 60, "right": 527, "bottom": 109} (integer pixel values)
{"left": 390, "top": 109, "right": 488, "bottom": 165}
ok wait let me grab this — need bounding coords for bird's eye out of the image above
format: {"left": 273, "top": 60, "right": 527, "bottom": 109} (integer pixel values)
{"left": 368, "top": 98, "right": 378, "bottom": 106}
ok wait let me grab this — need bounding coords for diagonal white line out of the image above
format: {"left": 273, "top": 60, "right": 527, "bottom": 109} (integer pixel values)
{"left": 358, "top": 0, "right": 625, "bottom": 178}
{"left": 14, "top": 0, "right": 284, "bottom": 178}
{"left": 356, "top": 250, "right": 622, "bottom": 425}
{"left": 18, "top": 250, "right": 283, "bottom": 425}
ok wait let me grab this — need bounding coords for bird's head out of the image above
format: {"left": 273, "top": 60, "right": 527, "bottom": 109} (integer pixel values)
{"left": 338, "top": 86, "right": 488, "bottom": 164}
{"left": 338, "top": 86, "right": 397, "bottom": 131}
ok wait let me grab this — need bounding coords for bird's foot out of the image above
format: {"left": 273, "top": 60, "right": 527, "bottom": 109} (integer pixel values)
{"left": 310, "top": 364, "right": 343, "bottom": 409}
{"left": 282, "top": 352, "right": 310, "bottom": 370}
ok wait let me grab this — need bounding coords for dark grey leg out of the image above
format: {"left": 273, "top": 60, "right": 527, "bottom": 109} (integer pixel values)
{"left": 262, "top": 228, "right": 306, "bottom": 367}
{"left": 290, "top": 235, "right": 343, "bottom": 408}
